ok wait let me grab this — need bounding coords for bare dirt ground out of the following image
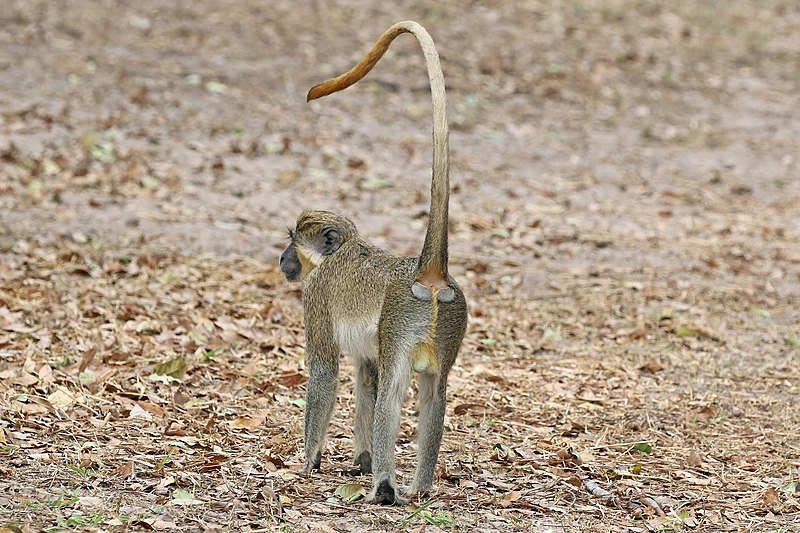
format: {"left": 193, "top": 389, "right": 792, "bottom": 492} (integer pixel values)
{"left": 1, "top": 1, "right": 799, "bottom": 531}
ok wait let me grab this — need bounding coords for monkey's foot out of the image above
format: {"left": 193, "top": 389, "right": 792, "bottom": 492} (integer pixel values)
{"left": 349, "top": 451, "right": 372, "bottom": 475}
{"left": 303, "top": 450, "right": 322, "bottom": 473}
{"left": 399, "top": 483, "right": 433, "bottom": 499}
{"left": 367, "top": 475, "right": 409, "bottom": 506}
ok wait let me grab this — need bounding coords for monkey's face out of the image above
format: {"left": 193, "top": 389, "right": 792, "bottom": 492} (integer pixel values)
{"left": 280, "top": 211, "right": 356, "bottom": 282}
{"left": 279, "top": 242, "right": 303, "bottom": 281}
{"left": 279, "top": 235, "right": 335, "bottom": 282}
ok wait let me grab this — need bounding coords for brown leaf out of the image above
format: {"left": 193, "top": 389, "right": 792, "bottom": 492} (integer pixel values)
{"left": 220, "top": 329, "right": 240, "bottom": 343}
{"left": 229, "top": 414, "right": 266, "bottom": 429}
{"left": 640, "top": 359, "right": 666, "bottom": 373}
{"left": 0, "top": 307, "right": 35, "bottom": 332}
{"left": 23, "top": 395, "right": 55, "bottom": 413}
{"left": 37, "top": 364, "right": 53, "bottom": 383}
{"left": 640, "top": 495, "right": 665, "bottom": 516}
{"left": 78, "top": 349, "right": 96, "bottom": 373}
{"left": 453, "top": 403, "right": 486, "bottom": 415}
{"left": 346, "top": 157, "right": 365, "bottom": 169}
{"left": 514, "top": 446, "right": 545, "bottom": 462}
{"left": 276, "top": 371, "right": 306, "bottom": 388}
{"left": 482, "top": 373, "right": 507, "bottom": 384}
{"left": 487, "top": 479, "right": 516, "bottom": 491}
{"left": 197, "top": 455, "right": 228, "bottom": 472}
{"left": 113, "top": 461, "right": 135, "bottom": 479}
{"left": 173, "top": 391, "right": 190, "bottom": 406}
{"left": 129, "top": 404, "right": 153, "bottom": 419}
{"left": 138, "top": 401, "right": 168, "bottom": 418}
{"left": 550, "top": 448, "right": 580, "bottom": 466}
{"left": 11, "top": 371, "right": 38, "bottom": 387}
{"left": 687, "top": 449, "right": 704, "bottom": 468}
{"left": 499, "top": 491, "right": 522, "bottom": 508}
{"left": 14, "top": 400, "right": 48, "bottom": 415}
{"left": 761, "top": 488, "right": 780, "bottom": 510}
{"left": 236, "top": 327, "right": 256, "bottom": 340}
{"left": 694, "top": 406, "right": 716, "bottom": 422}
{"left": 467, "top": 261, "right": 490, "bottom": 274}
{"left": 575, "top": 390, "right": 604, "bottom": 404}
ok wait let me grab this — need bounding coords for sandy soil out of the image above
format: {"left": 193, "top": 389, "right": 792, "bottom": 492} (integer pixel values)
{"left": 1, "top": 1, "right": 799, "bottom": 531}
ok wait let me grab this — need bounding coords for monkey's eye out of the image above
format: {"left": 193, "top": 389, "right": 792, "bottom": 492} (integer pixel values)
{"left": 286, "top": 228, "right": 296, "bottom": 241}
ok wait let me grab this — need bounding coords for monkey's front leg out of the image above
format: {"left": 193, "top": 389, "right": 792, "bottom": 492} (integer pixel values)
{"left": 367, "top": 358, "right": 411, "bottom": 505}
{"left": 352, "top": 358, "right": 378, "bottom": 474}
{"left": 303, "top": 344, "right": 339, "bottom": 472}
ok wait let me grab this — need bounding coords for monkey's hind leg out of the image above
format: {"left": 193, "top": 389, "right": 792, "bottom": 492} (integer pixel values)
{"left": 367, "top": 345, "right": 412, "bottom": 505}
{"left": 352, "top": 358, "right": 378, "bottom": 474}
{"left": 303, "top": 345, "right": 339, "bottom": 472}
{"left": 405, "top": 371, "right": 448, "bottom": 495}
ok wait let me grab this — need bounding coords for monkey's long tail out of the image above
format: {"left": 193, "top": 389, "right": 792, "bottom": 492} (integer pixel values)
{"left": 306, "top": 21, "right": 452, "bottom": 295}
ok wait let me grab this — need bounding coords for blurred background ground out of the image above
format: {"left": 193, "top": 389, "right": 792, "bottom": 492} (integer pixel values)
{"left": 0, "top": 1, "right": 799, "bottom": 531}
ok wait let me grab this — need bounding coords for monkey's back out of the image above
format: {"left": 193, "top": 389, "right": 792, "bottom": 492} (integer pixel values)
{"left": 302, "top": 238, "right": 466, "bottom": 369}
{"left": 303, "top": 238, "right": 416, "bottom": 316}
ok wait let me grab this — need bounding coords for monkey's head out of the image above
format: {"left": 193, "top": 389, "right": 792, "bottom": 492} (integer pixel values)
{"left": 280, "top": 210, "right": 358, "bottom": 282}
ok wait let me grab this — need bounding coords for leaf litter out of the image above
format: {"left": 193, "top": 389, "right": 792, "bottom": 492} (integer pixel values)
{"left": 1, "top": 0, "right": 800, "bottom": 531}
{"left": 2, "top": 228, "right": 798, "bottom": 531}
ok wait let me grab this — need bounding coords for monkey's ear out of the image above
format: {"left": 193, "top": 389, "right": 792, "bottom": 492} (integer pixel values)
{"left": 313, "top": 227, "right": 343, "bottom": 255}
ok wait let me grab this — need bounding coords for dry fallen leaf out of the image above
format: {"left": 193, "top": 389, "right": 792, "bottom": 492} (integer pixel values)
{"left": 47, "top": 388, "right": 76, "bottom": 409}
{"left": 112, "top": 461, "right": 135, "bottom": 479}
{"left": 153, "top": 356, "right": 187, "bottom": 379}
{"left": 761, "top": 488, "right": 780, "bottom": 510}
{"left": 138, "top": 401, "right": 168, "bottom": 418}
{"left": 229, "top": 415, "right": 266, "bottom": 429}
{"left": 169, "top": 489, "right": 203, "bottom": 506}
{"left": 499, "top": 491, "right": 522, "bottom": 508}
{"left": 334, "top": 483, "right": 365, "bottom": 503}
{"left": 129, "top": 404, "right": 153, "bottom": 420}
{"left": 687, "top": 449, "right": 704, "bottom": 468}
{"left": 78, "top": 349, "right": 96, "bottom": 373}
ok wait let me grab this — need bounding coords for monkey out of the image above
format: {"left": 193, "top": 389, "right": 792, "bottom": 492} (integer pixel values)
{"left": 280, "top": 21, "right": 467, "bottom": 506}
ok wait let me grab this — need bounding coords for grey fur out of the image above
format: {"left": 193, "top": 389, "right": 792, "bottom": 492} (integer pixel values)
{"left": 282, "top": 19, "right": 467, "bottom": 507}
{"left": 280, "top": 211, "right": 467, "bottom": 505}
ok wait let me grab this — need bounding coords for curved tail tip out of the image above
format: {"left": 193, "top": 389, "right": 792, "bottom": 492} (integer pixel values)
{"left": 306, "top": 84, "right": 325, "bottom": 102}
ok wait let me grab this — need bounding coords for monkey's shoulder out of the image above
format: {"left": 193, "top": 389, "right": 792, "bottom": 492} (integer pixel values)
{"left": 326, "top": 241, "right": 414, "bottom": 277}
